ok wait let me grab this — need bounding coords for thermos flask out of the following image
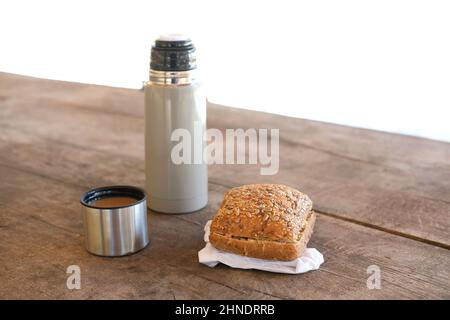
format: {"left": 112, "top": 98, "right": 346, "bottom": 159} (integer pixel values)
{"left": 144, "top": 34, "right": 208, "bottom": 214}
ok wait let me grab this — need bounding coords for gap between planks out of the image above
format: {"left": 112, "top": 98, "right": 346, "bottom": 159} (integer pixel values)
{"left": 208, "top": 178, "right": 450, "bottom": 251}
{"left": 314, "top": 209, "right": 450, "bottom": 251}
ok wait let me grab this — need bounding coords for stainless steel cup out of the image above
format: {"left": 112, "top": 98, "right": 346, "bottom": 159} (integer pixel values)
{"left": 80, "top": 186, "right": 149, "bottom": 257}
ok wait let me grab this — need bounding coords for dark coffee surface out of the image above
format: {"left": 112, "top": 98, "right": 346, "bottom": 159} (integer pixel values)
{"left": 90, "top": 196, "right": 137, "bottom": 208}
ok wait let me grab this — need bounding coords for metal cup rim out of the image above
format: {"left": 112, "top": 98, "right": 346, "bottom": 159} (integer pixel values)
{"left": 80, "top": 185, "right": 147, "bottom": 210}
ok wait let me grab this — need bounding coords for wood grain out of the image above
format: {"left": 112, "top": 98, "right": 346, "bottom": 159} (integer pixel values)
{"left": 0, "top": 72, "right": 449, "bottom": 299}
{"left": 0, "top": 166, "right": 449, "bottom": 299}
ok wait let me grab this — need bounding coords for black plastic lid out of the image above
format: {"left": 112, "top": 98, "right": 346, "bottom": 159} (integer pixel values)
{"left": 150, "top": 35, "right": 197, "bottom": 71}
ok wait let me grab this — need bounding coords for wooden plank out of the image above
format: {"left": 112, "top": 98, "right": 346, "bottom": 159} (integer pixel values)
{"left": 0, "top": 164, "right": 449, "bottom": 299}
{"left": 0, "top": 72, "right": 449, "bottom": 246}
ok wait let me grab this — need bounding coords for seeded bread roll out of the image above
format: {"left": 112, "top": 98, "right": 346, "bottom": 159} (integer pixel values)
{"left": 209, "top": 184, "right": 316, "bottom": 261}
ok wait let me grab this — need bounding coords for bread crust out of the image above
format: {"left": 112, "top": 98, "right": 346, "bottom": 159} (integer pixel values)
{"left": 210, "top": 184, "right": 313, "bottom": 241}
{"left": 210, "top": 211, "right": 316, "bottom": 261}
{"left": 209, "top": 184, "right": 316, "bottom": 261}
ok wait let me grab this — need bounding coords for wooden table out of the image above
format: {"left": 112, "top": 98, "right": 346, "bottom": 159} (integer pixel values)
{"left": 0, "top": 72, "right": 449, "bottom": 299}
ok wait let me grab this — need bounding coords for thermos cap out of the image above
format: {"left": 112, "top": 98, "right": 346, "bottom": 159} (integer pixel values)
{"left": 80, "top": 186, "right": 149, "bottom": 257}
{"left": 150, "top": 33, "right": 197, "bottom": 71}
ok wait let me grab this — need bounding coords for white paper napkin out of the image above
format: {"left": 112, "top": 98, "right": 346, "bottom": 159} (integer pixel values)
{"left": 198, "top": 220, "right": 324, "bottom": 274}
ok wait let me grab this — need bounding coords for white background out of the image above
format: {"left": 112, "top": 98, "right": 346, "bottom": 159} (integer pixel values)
{"left": 1, "top": 0, "right": 449, "bottom": 142}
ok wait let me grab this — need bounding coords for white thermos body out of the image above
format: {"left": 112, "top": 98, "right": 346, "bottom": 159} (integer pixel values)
{"left": 144, "top": 35, "right": 208, "bottom": 214}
